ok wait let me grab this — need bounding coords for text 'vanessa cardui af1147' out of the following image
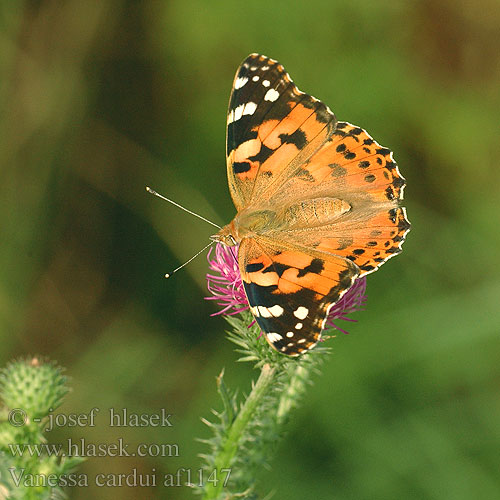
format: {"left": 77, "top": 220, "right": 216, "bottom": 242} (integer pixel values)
{"left": 212, "top": 54, "right": 411, "bottom": 356}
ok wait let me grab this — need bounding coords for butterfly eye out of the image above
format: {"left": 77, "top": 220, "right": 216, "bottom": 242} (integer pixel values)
{"left": 210, "top": 233, "right": 237, "bottom": 247}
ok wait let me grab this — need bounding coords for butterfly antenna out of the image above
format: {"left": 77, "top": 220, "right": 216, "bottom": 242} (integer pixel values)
{"left": 164, "top": 241, "right": 215, "bottom": 279}
{"left": 146, "top": 186, "right": 221, "bottom": 229}
{"left": 229, "top": 245, "right": 238, "bottom": 261}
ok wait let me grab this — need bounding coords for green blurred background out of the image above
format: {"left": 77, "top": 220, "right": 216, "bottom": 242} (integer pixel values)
{"left": 1, "top": 1, "right": 500, "bottom": 498}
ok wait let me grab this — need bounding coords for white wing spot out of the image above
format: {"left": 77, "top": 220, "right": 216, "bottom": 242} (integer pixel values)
{"left": 268, "top": 305, "right": 284, "bottom": 317}
{"left": 267, "top": 332, "right": 283, "bottom": 343}
{"left": 234, "top": 104, "right": 244, "bottom": 122}
{"left": 293, "top": 307, "right": 308, "bottom": 320}
{"left": 298, "top": 338, "right": 306, "bottom": 344}
{"left": 250, "top": 306, "right": 260, "bottom": 317}
{"left": 252, "top": 75, "right": 259, "bottom": 82}
{"left": 287, "top": 342, "right": 294, "bottom": 347}
{"left": 235, "top": 76, "right": 248, "bottom": 89}
{"left": 262, "top": 65, "right": 269, "bottom": 70}
{"left": 286, "top": 331, "right": 294, "bottom": 338}
{"left": 264, "top": 89, "right": 280, "bottom": 102}
{"left": 243, "top": 102, "right": 257, "bottom": 116}
{"left": 250, "top": 66, "right": 257, "bottom": 71}
{"left": 258, "top": 306, "right": 272, "bottom": 318}
{"left": 262, "top": 80, "right": 270, "bottom": 87}
{"left": 229, "top": 102, "right": 257, "bottom": 124}
{"left": 295, "top": 323, "right": 303, "bottom": 329}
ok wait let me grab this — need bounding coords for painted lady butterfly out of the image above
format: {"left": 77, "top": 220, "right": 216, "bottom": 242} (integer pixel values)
{"left": 213, "top": 54, "right": 410, "bottom": 356}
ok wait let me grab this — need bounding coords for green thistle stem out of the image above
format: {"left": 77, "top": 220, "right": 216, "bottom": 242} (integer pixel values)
{"left": 276, "top": 362, "right": 309, "bottom": 425}
{"left": 202, "top": 363, "right": 277, "bottom": 500}
{"left": 197, "top": 313, "right": 327, "bottom": 498}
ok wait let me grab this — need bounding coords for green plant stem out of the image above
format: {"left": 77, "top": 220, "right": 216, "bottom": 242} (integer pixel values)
{"left": 276, "top": 362, "right": 308, "bottom": 425}
{"left": 203, "top": 363, "right": 277, "bottom": 500}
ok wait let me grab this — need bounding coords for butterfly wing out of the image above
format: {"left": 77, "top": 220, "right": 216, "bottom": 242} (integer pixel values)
{"left": 226, "top": 53, "right": 337, "bottom": 211}
{"left": 265, "top": 121, "right": 411, "bottom": 276}
{"left": 239, "top": 236, "right": 359, "bottom": 356}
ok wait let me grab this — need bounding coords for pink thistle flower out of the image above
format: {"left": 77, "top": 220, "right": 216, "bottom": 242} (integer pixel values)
{"left": 206, "top": 243, "right": 367, "bottom": 332}
{"left": 323, "top": 276, "right": 366, "bottom": 334}
{"left": 205, "top": 244, "right": 249, "bottom": 316}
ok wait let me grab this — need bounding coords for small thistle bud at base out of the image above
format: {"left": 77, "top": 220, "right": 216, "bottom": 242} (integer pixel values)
{"left": 0, "top": 357, "right": 68, "bottom": 421}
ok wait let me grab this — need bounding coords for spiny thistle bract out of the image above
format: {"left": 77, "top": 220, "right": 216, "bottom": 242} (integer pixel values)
{"left": 0, "top": 357, "right": 84, "bottom": 500}
{"left": 0, "top": 357, "right": 68, "bottom": 421}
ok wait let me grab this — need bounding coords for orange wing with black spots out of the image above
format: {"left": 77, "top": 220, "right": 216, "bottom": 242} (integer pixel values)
{"left": 276, "top": 121, "right": 406, "bottom": 205}
{"left": 226, "top": 53, "right": 337, "bottom": 211}
{"left": 218, "top": 54, "right": 410, "bottom": 356}
{"left": 238, "top": 237, "right": 359, "bottom": 356}
{"left": 268, "top": 121, "right": 410, "bottom": 277}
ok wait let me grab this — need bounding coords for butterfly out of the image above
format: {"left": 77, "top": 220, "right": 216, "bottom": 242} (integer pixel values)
{"left": 213, "top": 54, "right": 410, "bottom": 356}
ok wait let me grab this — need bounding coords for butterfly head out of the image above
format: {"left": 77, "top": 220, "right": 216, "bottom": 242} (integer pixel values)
{"left": 211, "top": 208, "right": 280, "bottom": 247}
{"left": 211, "top": 223, "right": 238, "bottom": 247}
